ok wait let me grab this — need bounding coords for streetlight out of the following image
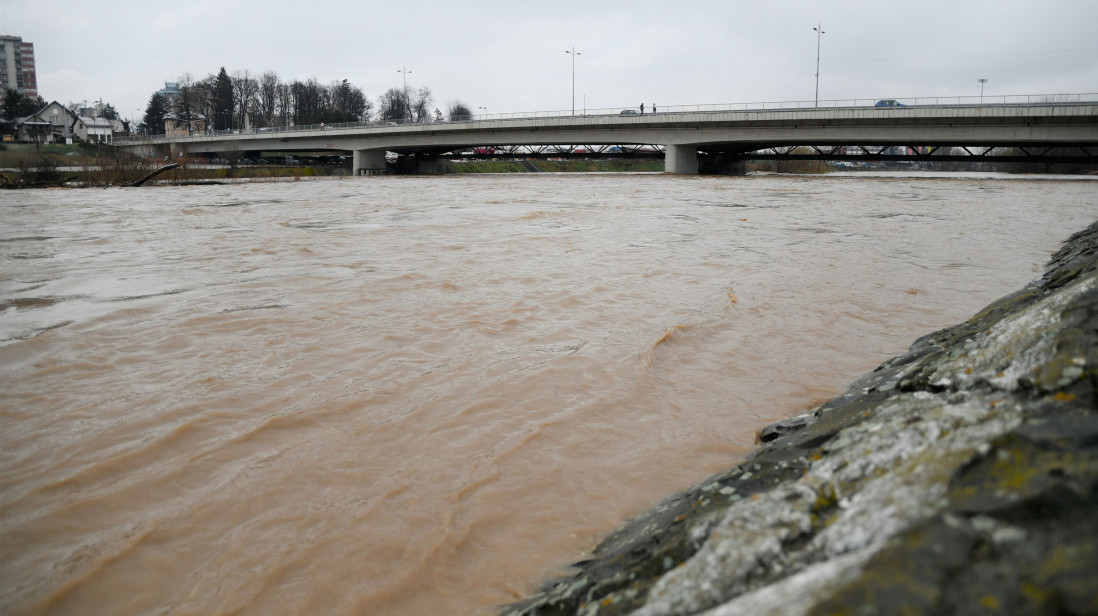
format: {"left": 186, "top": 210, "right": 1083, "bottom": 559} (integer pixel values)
{"left": 565, "top": 47, "right": 581, "bottom": 116}
{"left": 397, "top": 67, "right": 413, "bottom": 120}
{"left": 478, "top": 106, "right": 487, "bottom": 118}
{"left": 813, "top": 23, "right": 825, "bottom": 107}
{"left": 978, "top": 78, "right": 988, "bottom": 104}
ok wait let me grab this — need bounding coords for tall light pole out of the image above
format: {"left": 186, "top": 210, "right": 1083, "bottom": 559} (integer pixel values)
{"left": 397, "top": 67, "right": 413, "bottom": 120}
{"left": 132, "top": 108, "right": 141, "bottom": 135}
{"left": 565, "top": 47, "right": 581, "bottom": 116}
{"left": 813, "top": 23, "right": 825, "bottom": 107}
{"left": 478, "top": 106, "right": 487, "bottom": 118}
{"left": 978, "top": 78, "right": 988, "bottom": 103}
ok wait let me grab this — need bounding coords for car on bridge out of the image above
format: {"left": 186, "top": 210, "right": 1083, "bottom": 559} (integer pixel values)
{"left": 874, "top": 99, "right": 907, "bottom": 108}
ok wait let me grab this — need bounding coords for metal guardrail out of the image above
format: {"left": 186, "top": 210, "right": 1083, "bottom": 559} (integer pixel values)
{"left": 113, "top": 93, "right": 1098, "bottom": 144}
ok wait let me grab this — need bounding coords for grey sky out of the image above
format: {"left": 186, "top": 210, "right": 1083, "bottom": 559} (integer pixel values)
{"left": 3, "top": 0, "right": 1096, "bottom": 122}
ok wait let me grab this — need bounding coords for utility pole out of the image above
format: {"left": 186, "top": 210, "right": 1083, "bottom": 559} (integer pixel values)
{"left": 978, "top": 78, "right": 988, "bottom": 103}
{"left": 813, "top": 23, "right": 825, "bottom": 107}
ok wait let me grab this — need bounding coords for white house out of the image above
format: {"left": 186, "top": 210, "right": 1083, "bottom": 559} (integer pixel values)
{"left": 72, "top": 115, "right": 114, "bottom": 143}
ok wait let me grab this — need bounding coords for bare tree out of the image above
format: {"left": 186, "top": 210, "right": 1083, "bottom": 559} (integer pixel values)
{"left": 447, "top": 100, "right": 473, "bottom": 121}
{"left": 325, "top": 79, "right": 371, "bottom": 122}
{"left": 232, "top": 69, "right": 258, "bottom": 129}
{"left": 174, "top": 73, "right": 207, "bottom": 132}
{"left": 276, "top": 81, "right": 292, "bottom": 127}
{"left": 378, "top": 87, "right": 410, "bottom": 121}
{"left": 289, "top": 78, "right": 325, "bottom": 125}
{"left": 256, "top": 71, "right": 280, "bottom": 128}
{"left": 410, "top": 87, "right": 433, "bottom": 122}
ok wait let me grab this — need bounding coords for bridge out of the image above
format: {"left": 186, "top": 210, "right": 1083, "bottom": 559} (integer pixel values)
{"left": 115, "top": 94, "right": 1098, "bottom": 174}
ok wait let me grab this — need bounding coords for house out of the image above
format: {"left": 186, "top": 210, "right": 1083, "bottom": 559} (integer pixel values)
{"left": 12, "top": 101, "right": 78, "bottom": 143}
{"left": 164, "top": 112, "right": 208, "bottom": 136}
{"left": 14, "top": 116, "right": 50, "bottom": 142}
{"left": 72, "top": 115, "right": 115, "bottom": 143}
{"left": 36, "top": 101, "right": 79, "bottom": 142}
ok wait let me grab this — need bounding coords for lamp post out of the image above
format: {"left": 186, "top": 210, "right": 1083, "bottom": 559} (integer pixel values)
{"left": 978, "top": 78, "right": 988, "bottom": 104}
{"left": 478, "top": 106, "right": 487, "bottom": 119}
{"left": 565, "top": 47, "right": 581, "bottom": 116}
{"left": 132, "top": 108, "right": 141, "bottom": 135}
{"left": 813, "top": 23, "right": 825, "bottom": 107}
{"left": 397, "top": 67, "right": 413, "bottom": 120}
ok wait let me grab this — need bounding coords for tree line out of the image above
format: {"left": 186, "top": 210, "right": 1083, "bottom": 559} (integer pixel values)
{"left": 142, "top": 67, "right": 474, "bottom": 135}
{"left": 1, "top": 88, "right": 46, "bottom": 131}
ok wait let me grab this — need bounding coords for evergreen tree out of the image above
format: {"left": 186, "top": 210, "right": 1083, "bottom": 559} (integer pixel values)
{"left": 2, "top": 88, "right": 41, "bottom": 122}
{"left": 213, "top": 67, "right": 234, "bottom": 130}
{"left": 143, "top": 93, "right": 167, "bottom": 135}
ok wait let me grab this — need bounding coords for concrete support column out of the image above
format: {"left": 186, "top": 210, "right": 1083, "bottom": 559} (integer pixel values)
{"left": 664, "top": 144, "right": 698, "bottom": 175}
{"left": 353, "top": 149, "right": 387, "bottom": 175}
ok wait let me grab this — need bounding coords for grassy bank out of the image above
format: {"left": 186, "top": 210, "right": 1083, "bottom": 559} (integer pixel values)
{"left": 0, "top": 142, "right": 90, "bottom": 167}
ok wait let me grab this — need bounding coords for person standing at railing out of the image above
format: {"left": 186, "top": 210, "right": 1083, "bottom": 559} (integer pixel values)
{"left": 640, "top": 103, "right": 645, "bottom": 114}
{"left": 653, "top": 104, "right": 657, "bottom": 113}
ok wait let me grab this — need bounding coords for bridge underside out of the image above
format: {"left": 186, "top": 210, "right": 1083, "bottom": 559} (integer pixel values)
{"left": 700, "top": 144, "right": 1098, "bottom": 165}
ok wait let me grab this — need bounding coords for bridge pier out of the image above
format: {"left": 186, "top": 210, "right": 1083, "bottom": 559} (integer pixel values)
{"left": 698, "top": 153, "right": 747, "bottom": 175}
{"left": 664, "top": 144, "right": 698, "bottom": 175}
{"left": 353, "top": 149, "right": 387, "bottom": 175}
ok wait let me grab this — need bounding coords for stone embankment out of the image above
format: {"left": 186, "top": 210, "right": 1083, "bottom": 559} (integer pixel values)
{"left": 504, "top": 221, "right": 1098, "bottom": 616}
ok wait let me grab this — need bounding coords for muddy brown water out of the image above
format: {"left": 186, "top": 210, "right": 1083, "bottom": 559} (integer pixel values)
{"left": 1, "top": 173, "right": 1095, "bottom": 615}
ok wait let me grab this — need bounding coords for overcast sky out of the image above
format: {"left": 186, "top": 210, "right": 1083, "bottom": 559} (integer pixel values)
{"left": 3, "top": 0, "right": 1096, "bottom": 121}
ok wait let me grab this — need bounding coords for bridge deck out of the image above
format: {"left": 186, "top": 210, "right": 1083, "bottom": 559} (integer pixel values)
{"left": 116, "top": 95, "right": 1098, "bottom": 174}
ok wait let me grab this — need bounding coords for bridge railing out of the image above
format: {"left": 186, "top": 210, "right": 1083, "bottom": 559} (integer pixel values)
{"left": 114, "top": 93, "right": 1098, "bottom": 144}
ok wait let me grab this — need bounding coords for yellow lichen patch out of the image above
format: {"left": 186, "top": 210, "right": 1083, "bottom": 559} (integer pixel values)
{"left": 1052, "top": 392, "right": 1077, "bottom": 402}
{"left": 1021, "top": 581, "right": 1050, "bottom": 603}
{"left": 981, "top": 595, "right": 1000, "bottom": 610}
{"left": 990, "top": 448, "right": 1038, "bottom": 491}
{"left": 813, "top": 483, "right": 839, "bottom": 514}
{"left": 1033, "top": 544, "right": 1093, "bottom": 584}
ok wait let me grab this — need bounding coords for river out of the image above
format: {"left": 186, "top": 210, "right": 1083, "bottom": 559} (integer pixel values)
{"left": 1, "top": 172, "right": 1095, "bottom": 615}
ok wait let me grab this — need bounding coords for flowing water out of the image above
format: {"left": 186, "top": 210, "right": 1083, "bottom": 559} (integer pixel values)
{"left": 1, "top": 173, "right": 1095, "bottom": 615}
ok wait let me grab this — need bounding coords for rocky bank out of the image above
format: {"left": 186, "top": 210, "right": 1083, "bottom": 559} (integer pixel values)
{"left": 503, "top": 221, "right": 1098, "bottom": 616}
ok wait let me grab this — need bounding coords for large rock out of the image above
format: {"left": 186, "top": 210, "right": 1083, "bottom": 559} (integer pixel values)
{"left": 503, "top": 221, "right": 1098, "bottom": 616}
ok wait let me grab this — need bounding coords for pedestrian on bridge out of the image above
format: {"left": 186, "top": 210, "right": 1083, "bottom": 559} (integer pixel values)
{"left": 653, "top": 103, "right": 657, "bottom": 113}
{"left": 640, "top": 103, "right": 645, "bottom": 114}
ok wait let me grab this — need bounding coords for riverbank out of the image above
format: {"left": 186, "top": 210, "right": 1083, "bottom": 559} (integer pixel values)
{"left": 504, "top": 220, "right": 1098, "bottom": 616}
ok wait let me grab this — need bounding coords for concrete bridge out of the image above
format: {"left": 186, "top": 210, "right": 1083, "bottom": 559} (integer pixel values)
{"left": 115, "top": 94, "right": 1098, "bottom": 174}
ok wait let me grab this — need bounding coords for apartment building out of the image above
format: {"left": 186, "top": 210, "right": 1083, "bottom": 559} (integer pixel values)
{"left": 0, "top": 35, "right": 37, "bottom": 97}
